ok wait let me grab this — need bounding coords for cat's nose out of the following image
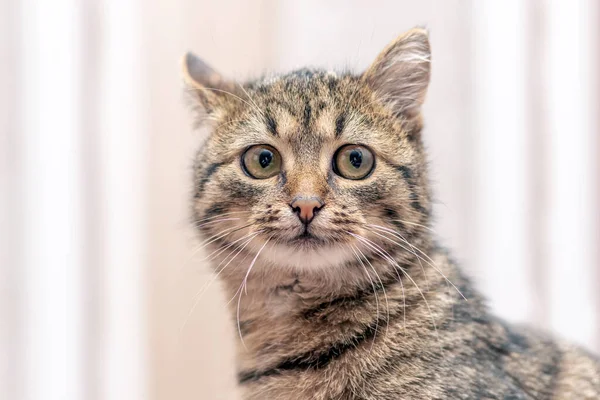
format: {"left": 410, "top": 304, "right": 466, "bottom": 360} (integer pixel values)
{"left": 290, "top": 197, "right": 324, "bottom": 225}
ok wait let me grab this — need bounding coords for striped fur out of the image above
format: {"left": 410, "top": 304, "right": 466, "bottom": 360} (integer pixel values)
{"left": 184, "top": 29, "right": 600, "bottom": 399}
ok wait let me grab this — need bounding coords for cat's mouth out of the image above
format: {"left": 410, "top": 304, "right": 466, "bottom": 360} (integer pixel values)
{"left": 289, "top": 230, "right": 326, "bottom": 246}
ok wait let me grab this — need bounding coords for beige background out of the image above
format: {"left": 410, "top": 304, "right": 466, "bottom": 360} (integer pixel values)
{"left": 2, "top": 1, "right": 599, "bottom": 399}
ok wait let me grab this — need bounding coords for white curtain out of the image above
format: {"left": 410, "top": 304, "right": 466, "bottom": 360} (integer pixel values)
{"left": 1, "top": 1, "right": 598, "bottom": 399}
{"left": 472, "top": 0, "right": 599, "bottom": 348}
{"left": 2, "top": 0, "right": 147, "bottom": 399}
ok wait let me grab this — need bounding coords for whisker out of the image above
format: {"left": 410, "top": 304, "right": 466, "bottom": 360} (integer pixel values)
{"left": 194, "top": 210, "right": 252, "bottom": 224}
{"left": 204, "top": 229, "right": 262, "bottom": 262}
{"left": 236, "top": 236, "right": 273, "bottom": 349}
{"left": 212, "top": 231, "right": 264, "bottom": 272}
{"left": 237, "top": 82, "right": 266, "bottom": 120}
{"left": 365, "top": 225, "right": 430, "bottom": 290}
{"left": 178, "top": 223, "right": 254, "bottom": 276}
{"left": 392, "top": 219, "right": 436, "bottom": 234}
{"left": 348, "top": 232, "right": 406, "bottom": 334}
{"left": 193, "top": 217, "right": 241, "bottom": 228}
{"left": 348, "top": 244, "right": 379, "bottom": 348}
{"left": 179, "top": 231, "right": 261, "bottom": 335}
{"left": 367, "top": 224, "right": 466, "bottom": 301}
{"left": 353, "top": 244, "right": 391, "bottom": 337}
{"left": 362, "top": 211, "right": 436, "bottom": 234}
{"left": 209, "top": 116, "right": 247, "bottom": 132}
{"left": 185, "top": 86, "right": 262, "bottom": 116}
{"left": 349, "top": 244, "right": 390, "bottom": 347}
{"left": 197, "top": 222, "right": 253, "bottom": 249}
{"left": 349, "top": 232, "right": 440, "bottom": 343}
{"left": 242, "top": 237, "right": 272, "bottom": 295}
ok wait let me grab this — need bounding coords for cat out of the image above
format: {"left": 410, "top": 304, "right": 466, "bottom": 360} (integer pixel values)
{"left": 182, "top": 28, "right": 600, "bottom": 399}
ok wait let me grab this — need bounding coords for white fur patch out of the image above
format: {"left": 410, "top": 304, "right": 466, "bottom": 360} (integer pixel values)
{"left": 261, "top": 242, "right": 356, "bottom": 270}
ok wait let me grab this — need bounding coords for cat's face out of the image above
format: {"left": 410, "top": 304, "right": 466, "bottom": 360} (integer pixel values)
{"left": 186, "top": 29, "right": 432, "bottom": 272}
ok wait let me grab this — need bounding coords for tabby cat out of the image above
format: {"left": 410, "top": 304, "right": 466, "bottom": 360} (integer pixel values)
{"left": 183, "top": 28, "right": 600, "bottom": 399}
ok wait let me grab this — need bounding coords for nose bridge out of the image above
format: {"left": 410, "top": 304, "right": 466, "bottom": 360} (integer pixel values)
{"left": 286, "top": 136, "right": 328, "bottom": 197}
{"left": 287, "top": 167, "right": 327, "bottom": 200}
{"left": 285, "top": 144, "right": 328, "bottom": 225}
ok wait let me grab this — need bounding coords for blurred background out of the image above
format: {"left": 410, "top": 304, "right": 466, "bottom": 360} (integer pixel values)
{"left": 1, "top": 0, "right": 599, "bottom": 399}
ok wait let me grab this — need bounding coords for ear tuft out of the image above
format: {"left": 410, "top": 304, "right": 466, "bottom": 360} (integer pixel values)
{"left": 181, "top": 52, "right": 234, "bottom": 115}
{"left": 362, "top": 28, "right": 431, "bottom": 118}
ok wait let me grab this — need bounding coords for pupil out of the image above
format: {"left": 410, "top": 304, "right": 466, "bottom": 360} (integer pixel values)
{"left": 349, "top": 150, "right": 362, "bottom": 168}
{"left": 259, "top": 150, "right": 273, "bottom": 168}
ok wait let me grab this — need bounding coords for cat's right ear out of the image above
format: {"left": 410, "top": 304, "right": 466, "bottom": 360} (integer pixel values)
{"left": 181, "top": 52, "right": 235, "bottom": 116}
{"left": 362, "top": 28, "right": 431, "bottom": 119}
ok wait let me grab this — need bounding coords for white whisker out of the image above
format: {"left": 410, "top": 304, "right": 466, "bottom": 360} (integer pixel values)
{"left": 354, "top": 244, "right": 391, "bottom": 333}
{"left": 367, "top": 224, "right": 466, "bottom": 301}
{"left": 348, "top": 244, "right": 380, "bottom": 349}
{"left": 366, "top": 224, "right": 430, "bottom": 290}
{"left": 236, "top": 236, "right": 272, "bottom": 349}
{"left": 177, "top": 222, "right": 253, "bottom": 278}
{"left": 194, "top": 210, "right": 252, "bottom": 224}
{"left": 391, "top": 219, "right": 436, "bottom": 233}
{"left": 194, "top": 217, "right": 241, "bottom": 228}
{"left": 204, "top": 229, "right": 261, "bottom": 262}
{"left": 351, "top": 244, "right": 392, "bottom": 345}
{"left": 348, "top": 232, "right": 406, "bottom": 333}
{"left": 349, "top": 231, "right": 439, "bottom": 343}
{"left": 237, "top": 82, "right": 266, "bottom": 120}
{"left": 179, "top": 231, "right": 261, "bottom": 334}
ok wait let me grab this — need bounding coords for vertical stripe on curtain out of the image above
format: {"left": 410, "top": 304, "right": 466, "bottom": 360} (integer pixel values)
{"left": 472, "top": 0, "right": 600, "bottom": 352}
{"left": 2, "top": 2, "right": 599, "bottom": 400}
{"left": 98, "top": 0, "right": 148, "bottom": 399}
{"left": 471, "top": 0, "right": 535, "bottom": 325}
{"left": 543, "top": 0, "right": 599, "bottom": 351}
{"left": 3, "top": 0, "right": 150, "bottom": 399}
{"left": 0, "top": 0, "right": 22, "bottom": 399}
{"left": 19, "top": 0, "right": 85, "bottom": 399}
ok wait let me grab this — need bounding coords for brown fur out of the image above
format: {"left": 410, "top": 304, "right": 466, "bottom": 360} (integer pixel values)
{"left": 183, "top": 29, "right": 600, "bottom": 399}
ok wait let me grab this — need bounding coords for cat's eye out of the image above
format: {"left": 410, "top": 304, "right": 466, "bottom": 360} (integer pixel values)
{"left": 333, "top": 144, "right": 375, "bottom": 180}
{"left": 241, "top": 145, "right": 282, "bottom": 179}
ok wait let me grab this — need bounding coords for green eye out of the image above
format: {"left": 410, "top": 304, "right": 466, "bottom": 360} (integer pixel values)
{"left": 333, "top": 144, "right": 375, "bottom": 180}
{"left": 242, "top": 145, "right": 282, "bottom": 179}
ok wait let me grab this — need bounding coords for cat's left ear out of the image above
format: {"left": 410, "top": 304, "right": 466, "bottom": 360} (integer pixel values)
{"left": 181, "top": 52, "right": 236, "bottom": 116}
{"left": 362, "top": 28, "right": 431, "bottom": 118}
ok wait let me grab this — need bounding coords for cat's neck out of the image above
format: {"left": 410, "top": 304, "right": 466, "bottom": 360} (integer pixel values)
{"left": 215, "top": 245, "right": 471, "bottom": 392}
{"left": 212, "top": 240, "right": 464, "bottom": 369}
{"left": 216, "top": 235, "right": 439, "bottom": 316}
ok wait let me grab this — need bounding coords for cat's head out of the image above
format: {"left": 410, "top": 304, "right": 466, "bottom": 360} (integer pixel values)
{"left": 185, "top": 28, "right": 432, "bottom": 275}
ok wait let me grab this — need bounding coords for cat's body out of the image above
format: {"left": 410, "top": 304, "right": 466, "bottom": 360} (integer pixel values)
{"left": 223, "top": 248, "right": 599, "bottom": 399}
{"left": 183, "top": 29, "right": 600, "bottom": 399}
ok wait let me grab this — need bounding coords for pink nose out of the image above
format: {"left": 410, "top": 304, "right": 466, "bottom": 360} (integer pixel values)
{"left": 290, "top": 198, "right": 324, "bottom": 224}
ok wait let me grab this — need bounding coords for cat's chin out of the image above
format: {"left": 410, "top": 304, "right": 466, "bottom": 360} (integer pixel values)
{"left": 287, "top": 231, "right": 326, "bottom": 246}
{"left": 261, "top": 241, "right": 356, "bottom": 270}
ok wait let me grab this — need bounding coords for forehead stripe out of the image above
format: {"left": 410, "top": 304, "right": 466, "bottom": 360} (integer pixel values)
{"left": 303, "top": 102, "right": 312, "bottom": 127}
{"left": 265, "top": 111, "right": 278, "bottom": 136}
{"left": 334, "top": 112, "right": 347, "bottom": 138}
{"left": 195, "top": 162, "right": 223, "bottom": 198}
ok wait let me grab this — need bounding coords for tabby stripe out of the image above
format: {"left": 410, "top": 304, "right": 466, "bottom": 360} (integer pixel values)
{"left": 410, "top": 201, "right": 429, "bottom": 216}
{"left": 303, "top": 102, "right": 312, "bottom": 127}
{"left": 544, "top": 346, "right": 563, "bottom": 398}
{"left": 267, "top": 99, "right": 296, "bottom": 117}
{"left": 302, "top": 275, "right": 398, "bottom": 319}
{"left": 394, "top": 164, "right": 414, "bottom": 181}
{"left": 238, "top": 313, "right": 392, "bottom": 384}
{"left": 203, "top": 203, "right": 227, "bottom": 219}
{"left": 335, "top": 112, "right": 347, "bottom": 138}
{"left": 392, "top": 164, "right": 429, "bottom": 216}
{"left": 265, "top": 110, "right": 278, "bottom": 136}
{"left": 239, "top": 280, "right": 405, "bottom": 384}
{"left": 195, "top": 162, "right": 224, "bottom": 198}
